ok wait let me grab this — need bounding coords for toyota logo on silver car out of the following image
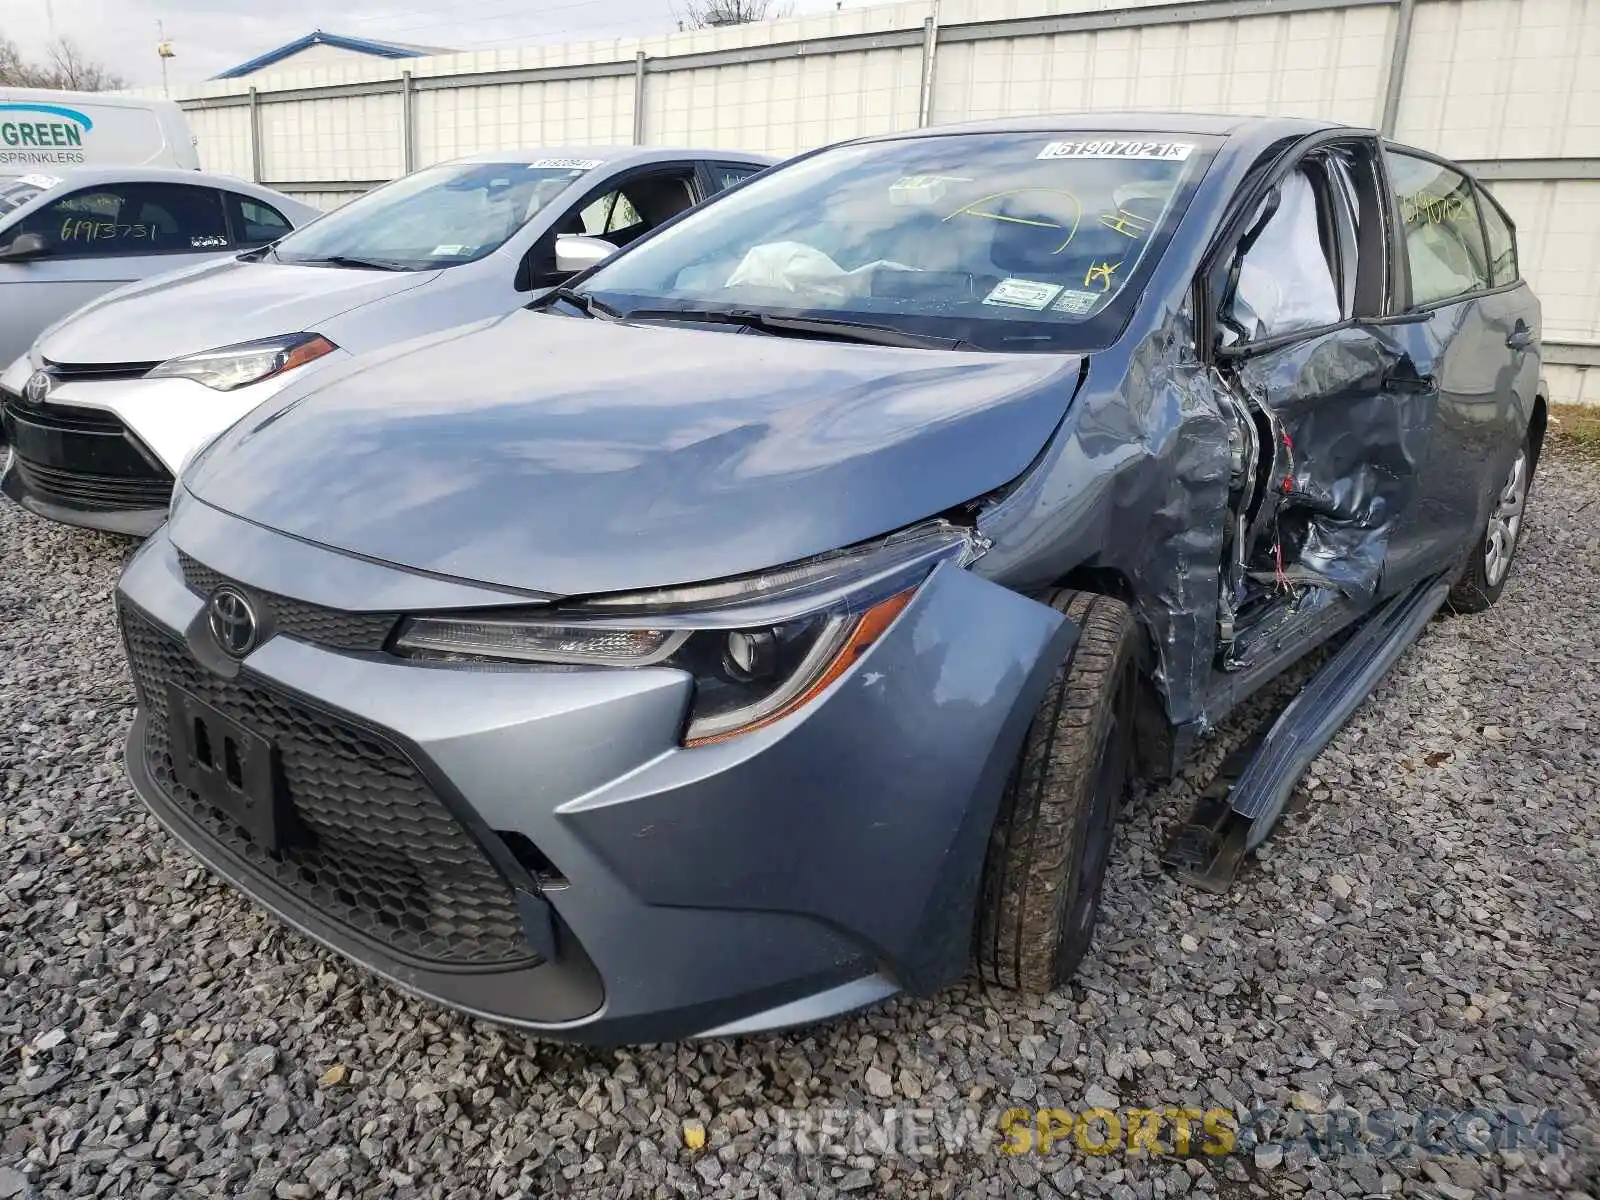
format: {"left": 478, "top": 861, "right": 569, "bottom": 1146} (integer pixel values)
{"left": 24, "top": 370, "right": 53, "bottom": 404}
{"left": 207, "top": 587, "right": 259, "bottom": 658}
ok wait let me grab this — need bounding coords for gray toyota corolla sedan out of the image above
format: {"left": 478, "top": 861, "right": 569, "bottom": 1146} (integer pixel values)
{"left": 114, "top": 113, "right": 1544, "bottom": 1044}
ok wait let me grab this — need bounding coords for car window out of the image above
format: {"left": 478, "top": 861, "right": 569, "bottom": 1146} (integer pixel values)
{"left": 1384, "top": 151, "right": 1490, "bottom": 306}
{"left": 273, "top": 159, "right": 600, "bottom": 270}
{"left": 562, "top": 169, "right": 699, "bottom": 249}
{"left": 578, "top": 134, "right": 1218, "bottom": 353}
{"left": 713, "top": 164, "right": 762, "bottom": 191}
{"left": 226, "top": 193, "right": 293, "bottom": 248}
{"left": 1478, "top": 187, "right": 1518, "bottom": 286}
{"left": 1225, "top": 168, "right": 1344, "bottom": 342}
{"left": 15, "top": 183, "right": 228, "bottom": 258}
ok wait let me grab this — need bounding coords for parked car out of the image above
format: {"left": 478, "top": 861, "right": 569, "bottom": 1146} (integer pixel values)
{"left": 0, "top": 146, "right": 772, "bottom": 534}
{"left": 0, "top": 87, "right": 200, "bottom": 181}
{"left": 114, "top": 114, "right": 1543, "bottom": 1044}
{"left": 0, "top": 166, "right": 318, "bottom": 370}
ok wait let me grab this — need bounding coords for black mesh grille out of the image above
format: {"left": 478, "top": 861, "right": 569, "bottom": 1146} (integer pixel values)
{"left": 42, "top": 358, "right": 163, "bottom": 383}
{"left": 120, "top": 604, "right": 539, "bottom": 969}
{"left": 10, "top": 457, "right": 172, "bottom": 510}
{"left": 177, "top": 553, "right": 398, "bottom": 653}
{"left": 2, "top": 392, "right": 129, "bottom": 435}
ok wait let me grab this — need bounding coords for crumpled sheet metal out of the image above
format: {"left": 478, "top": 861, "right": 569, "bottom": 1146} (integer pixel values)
{"left": 1237, "top": 327, "right": 1429, "bottom": 602}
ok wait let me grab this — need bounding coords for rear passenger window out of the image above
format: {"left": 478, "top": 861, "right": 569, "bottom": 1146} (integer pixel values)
{"left": 1478, "top": 188, "right": 1518, "bottom": 285}
{"left": 227, "top": 194, "right": 293, "bottom": 248}
{"left": 713, "top": 164, "right": 762, "bottom": 191}
{"left": 1384, "top": 151, "right": 1490, "bottom": 306}
{"left": 18, "top": 183, "right": 228, "bottom": 258}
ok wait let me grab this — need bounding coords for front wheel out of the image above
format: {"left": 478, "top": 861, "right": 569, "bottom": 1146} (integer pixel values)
{"left": 975, "top": 590, "right": 1139, "bottom": 993}
{"left": 1447, "top": 434, "right": 1533, "bottom": 613}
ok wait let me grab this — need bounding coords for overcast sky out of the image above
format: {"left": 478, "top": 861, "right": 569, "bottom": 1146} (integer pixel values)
{"left": 8, "top": 0, "right": 845, "bottom": 88}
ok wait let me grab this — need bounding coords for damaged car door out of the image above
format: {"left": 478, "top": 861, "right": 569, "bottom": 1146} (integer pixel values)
{"left": 1204, "top": 134, "right": 1432, "bottom": 685}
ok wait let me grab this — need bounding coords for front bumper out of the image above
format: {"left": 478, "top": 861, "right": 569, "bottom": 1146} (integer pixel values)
{"left": 115, "top": 503, "right": 1073, "bottom": 1043}
{"left": 0, "top": 367, "right": 323, "bottom": 536}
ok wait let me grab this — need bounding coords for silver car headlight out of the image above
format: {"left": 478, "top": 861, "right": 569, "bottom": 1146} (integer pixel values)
{"left": 392, "top": 522, "right": 985, "bottom": 745}
{"left": 146, "top": 332, "right": 337, "bottom": 392}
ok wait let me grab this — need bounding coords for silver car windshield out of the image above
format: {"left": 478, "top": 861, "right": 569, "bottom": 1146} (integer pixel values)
{"left": 579, "top": 133, "right": 1215, "bottom": 352}
{"left": 272, "top": 158, "right": 601, "bottom": 271}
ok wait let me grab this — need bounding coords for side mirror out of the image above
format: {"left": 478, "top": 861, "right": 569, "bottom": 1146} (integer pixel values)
{"left": 555, "top": 233, "right": 616, "bottom": 276}
{"left": 0, "top": 231, "right": 49, "bottom": 263}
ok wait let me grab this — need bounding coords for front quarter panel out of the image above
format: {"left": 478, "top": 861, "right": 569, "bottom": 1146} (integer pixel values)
{"left": 553, "top": 563, "right": 1077, "bottom": 994}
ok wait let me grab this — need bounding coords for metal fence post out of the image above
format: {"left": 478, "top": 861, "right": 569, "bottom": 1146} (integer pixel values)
{"left": 917, "top": 8, "right": 941, "bottom": 128}
{"left": 247, "top": 86, "right": 263, "bottom": 183}
{"left": 401, "top": 70, "right": 416, "bottom": 173}
{"left": 1380, "top": 0, "right": 1415, "bottom": 136}
{"left": 633, "top": 51, "right": 648, "bottom": 144}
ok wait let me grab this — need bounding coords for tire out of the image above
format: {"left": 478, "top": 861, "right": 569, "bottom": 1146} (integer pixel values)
{"left": 975, "top": 589, "right": 1139, "bottom": 993}
{"left": 1447, "top": 432, "right": 1534, "bottom": 614}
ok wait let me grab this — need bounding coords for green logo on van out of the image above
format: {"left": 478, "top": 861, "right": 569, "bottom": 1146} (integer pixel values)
{"left": 0, "top": 104, "right": 92, "bottom": 164}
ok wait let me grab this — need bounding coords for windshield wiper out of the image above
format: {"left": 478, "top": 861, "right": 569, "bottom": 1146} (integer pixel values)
{"left": 620, "top": 307, "right": 963, "bottom": 350}
{"left": 285, "top": 254, "right": 407, "bottom": 271}
{"left": 539, "top": 287, "right": 623, "bottom": 320}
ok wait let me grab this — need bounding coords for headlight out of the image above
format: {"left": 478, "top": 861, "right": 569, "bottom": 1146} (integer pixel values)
{"left": 392, "top": 521, "right": 986, "bottom": 745}
{"left": 146, "top": 332, "right": 337, "bottom": 391}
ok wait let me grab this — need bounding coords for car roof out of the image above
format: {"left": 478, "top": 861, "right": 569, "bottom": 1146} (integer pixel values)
{"left": 450, "top": 145, "right": 776, "bottom": 168}
{"left": 905, "top": 112, "right": 1346, "bottom": 139}
{"left": 2, "top": 164, "right": 307, "bottom": 202}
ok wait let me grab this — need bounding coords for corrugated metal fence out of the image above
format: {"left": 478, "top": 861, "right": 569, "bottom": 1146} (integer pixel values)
{"left": 155, "top": 0, "right": 1600, "bottom": 404}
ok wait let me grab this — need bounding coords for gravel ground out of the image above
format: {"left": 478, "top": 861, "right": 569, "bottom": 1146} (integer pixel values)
{"left": 1, "top": 452, "right": 1597, "bottom": 1200}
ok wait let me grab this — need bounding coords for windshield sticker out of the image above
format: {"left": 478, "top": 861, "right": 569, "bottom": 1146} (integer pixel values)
{"left": 983, "top": 278, "right": 1064, "bottom": 310}
{"left": 16, "top": 172, "right": 61, "bottom": 190}
{"left": 1038, "top": 140, "right": 1194, "bottom": 162}
{"left": 1051, "top": 288, "right": 1102, "bottom": 315}
{"left": 431, "top": 244, "right": 468, "bottom": 256}
{"left": 190, "top": 234, "right": 228, "bottom": 249}
{"left": 527, "top": 157, "right": 602, "bottom": 171}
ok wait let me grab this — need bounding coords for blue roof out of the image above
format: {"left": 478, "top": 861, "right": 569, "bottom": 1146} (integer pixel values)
{"left": 214, "top": 30, "right": 453, "bottom": 79}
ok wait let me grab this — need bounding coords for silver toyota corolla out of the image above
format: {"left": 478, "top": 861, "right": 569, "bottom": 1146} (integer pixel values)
{"left": 113, "top": 114, "right": 1544, "bottom": 1044}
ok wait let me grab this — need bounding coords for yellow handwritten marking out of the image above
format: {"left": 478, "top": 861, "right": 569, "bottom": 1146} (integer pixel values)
{"left": 945, "top": 187, "right": 1083, "bottom": 252}
{"left": 1084, "top": 260, "right": 1122, "bottom": 291}
{"left": 1100, "top": 207, "right": 1153, "bottom": 239}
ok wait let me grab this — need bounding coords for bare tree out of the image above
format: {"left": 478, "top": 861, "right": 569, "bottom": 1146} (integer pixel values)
{"left": 680, "top": 0, "right": 794, "bottom": 28}
{"left": 0, "top": 35, "right": 125, "bottom": 90}
{"left": 44, "top": 38, "right": 126, "bottom": 91}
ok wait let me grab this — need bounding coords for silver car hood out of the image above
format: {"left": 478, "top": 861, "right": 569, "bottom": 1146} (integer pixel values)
{"left": 36, "top": 258, "right": 438, "bottom": 364}
{"left": 185, "top": 311, "right": 1084, "bottom": 597}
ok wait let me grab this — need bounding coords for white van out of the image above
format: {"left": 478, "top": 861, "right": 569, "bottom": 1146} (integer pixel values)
{"left": 0, "top": 88, "right": 198, "bottom": 180}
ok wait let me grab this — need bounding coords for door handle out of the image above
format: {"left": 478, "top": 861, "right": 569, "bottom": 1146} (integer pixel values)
{"left": 1506, "top": 327, "right": 1535, "bottom": 351}
{"left": 1383, "top": 365, "right": 1436, "bottom": 393}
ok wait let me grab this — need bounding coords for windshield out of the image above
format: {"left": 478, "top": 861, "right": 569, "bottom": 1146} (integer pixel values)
{"left": 576, "top": 133, "right": 1215, "bottom": 351}
{"left": 273, "top": 157, "right": 603, "bottom": 270}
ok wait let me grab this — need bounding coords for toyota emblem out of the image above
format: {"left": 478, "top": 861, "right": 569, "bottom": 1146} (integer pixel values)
{"left": 207, "top": 587, "right": 259, "bottom": 658}
{"left": 24, "top": 370, "right": 52, "bottom": 404}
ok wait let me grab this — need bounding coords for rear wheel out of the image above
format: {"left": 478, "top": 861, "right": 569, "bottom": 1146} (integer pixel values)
{"left": 1447, "top": 434, "right": 1533, "bottom": 613}
{"left": 975, "top": 590, "right": 1138, "bottom": 992}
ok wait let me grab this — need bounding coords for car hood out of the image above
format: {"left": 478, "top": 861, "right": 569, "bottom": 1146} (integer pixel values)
{"left": 187, "top": 311, "right": 1083, "bottom": 597}
{"left": 36, "top": 258, "right": 438, "bottom": 364}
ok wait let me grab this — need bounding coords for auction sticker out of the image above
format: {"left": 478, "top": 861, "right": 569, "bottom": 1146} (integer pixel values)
{"left": 1051, "top": 288, "right": 1102, "bottom": 314}
{"left": 984, "top": 278, "right": 1064, "bottom": 309}
{"left": 1038, "top": 140, "right": 1193, "bottom": 161}
{"left": 528, "top": 157, "right": 602, "bottom": 170}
